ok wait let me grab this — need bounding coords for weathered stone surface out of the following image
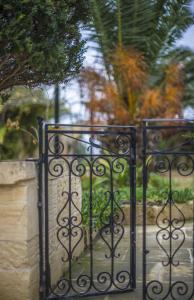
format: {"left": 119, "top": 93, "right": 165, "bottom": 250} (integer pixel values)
{"left": 0, "top": 236, "right": 38, "bottom": 269}
{"left": 0, "top": 265, "right": 39, "bottom": 300}
{"left": 0, "top": 181, "right": 38, "bottom": 241}
{"left": 0, "top": 161, "right": 36, "bottom": 185}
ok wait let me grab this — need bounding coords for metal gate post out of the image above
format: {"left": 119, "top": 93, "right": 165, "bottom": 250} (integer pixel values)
{"left": 142, "top": 118, "right": 194, "bottom": 300}
{"left": 37, "top": 117, "right": 46, "bottom": 300}
{"left": 142, "top": 120, "right": 147, "bottom": 300}
{"left": 130, "top": 127, "right": 136, "bottom": 289}
{"left": 44, "top": 124, "right": 50, "bottom": 298}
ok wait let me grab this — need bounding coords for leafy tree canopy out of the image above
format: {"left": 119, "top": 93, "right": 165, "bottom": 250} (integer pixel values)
{"left": 88, "top": 0, "right": 194, "bottom": 67}
{"left": 81, "top": 0, "right": 194, "bottom": 123}
{"left": 0, "top": 0, "right": 88, "bottom": 93}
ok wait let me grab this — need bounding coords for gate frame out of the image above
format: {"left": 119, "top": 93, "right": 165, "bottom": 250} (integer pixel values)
{"left": 38, "top": 121, "right": 137, "bottom": 300}
{"left": 142, "top": 118, "right": 194, "bottom": 300}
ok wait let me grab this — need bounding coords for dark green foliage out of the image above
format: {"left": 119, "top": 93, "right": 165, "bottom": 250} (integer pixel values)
{"left": 146, "top": 173, "right": 194, "bottom": 204}
{"left": 81, "top": 164, "right": 194, "bottom": 229}
{"left": 0, "top": 0, "right": 88, "bottom": 92}
{"left": 82, "top": 189, "right": 111, "bottom": 229}
{"left": 173, "top": 188, "right": 194, "bottom": 203}
{"left": 89, "top": 0, "right": 194, "bottom": 65}
{"left": 81, "top": 162, "right": 130, "bottom": 228}
{"left": 82, "top": 187, "right": 130, "bottom": 229}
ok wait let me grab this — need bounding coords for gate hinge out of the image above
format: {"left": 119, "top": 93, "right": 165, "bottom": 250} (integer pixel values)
{"left": 39, "top": 153, "right": 46, "bottom": 164}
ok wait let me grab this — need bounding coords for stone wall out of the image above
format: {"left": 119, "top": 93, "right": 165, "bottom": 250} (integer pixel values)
{"left": 0, "top": 161, "right": 83, "bottom": 300}
{"left": 0, "top": 161, "right": 39, "bottom": 300}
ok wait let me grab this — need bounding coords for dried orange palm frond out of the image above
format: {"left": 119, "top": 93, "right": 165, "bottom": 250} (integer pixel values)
{"left": 111, "top": 46, "right": 147, "bottom": 91}
{"left": 140, "top": 88, "right": 162, "bottom": 118}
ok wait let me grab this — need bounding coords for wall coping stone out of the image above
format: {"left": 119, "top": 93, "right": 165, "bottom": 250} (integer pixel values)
{"left": 0, "top": 161, "right": 37, "bottom": 185}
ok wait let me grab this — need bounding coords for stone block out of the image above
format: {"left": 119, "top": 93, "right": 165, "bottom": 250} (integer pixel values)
{"left": 0, "top": 181, "right": 38, "bottom": 241}
{"left": 0, "top": 161, "right": 36, "bottom": 185}
{"left": 0, "top": 265, "right": 39, "bottom": 300}
{"left": 0, "top": 237, "right": 39, "bottom": 269}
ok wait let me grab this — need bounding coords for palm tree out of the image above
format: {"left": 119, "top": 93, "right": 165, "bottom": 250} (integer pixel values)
{"left": 83, "top": 0, "right": 194, "bottom": 122}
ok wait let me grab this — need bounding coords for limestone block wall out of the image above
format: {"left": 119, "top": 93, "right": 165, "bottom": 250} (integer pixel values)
{"left": 0, "top": 161, "right": 39, "bottom": 300}
{"left": 0, "top": 160, "right": 83, "bottom": 300}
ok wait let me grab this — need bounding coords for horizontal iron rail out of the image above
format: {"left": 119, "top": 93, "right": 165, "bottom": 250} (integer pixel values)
{"left": 45, "top": 123, "right": 135, "bottom": 128}
{"left": 144, "top": 125, "right": 194, "bottom": 130}
{"left": 143, "top": 118, "right": 194, "bottom": 122}
{"left": 145, "top": 151, "right": 194, "bottom": 155}
{"left": 46, "top": 130, "right": 132, "bottom": 135}
{"left": 47, "top": 288, "right": 135, "bottom": 299}
{"left": 47, "top": 154, "right": 131, "bottom": 158}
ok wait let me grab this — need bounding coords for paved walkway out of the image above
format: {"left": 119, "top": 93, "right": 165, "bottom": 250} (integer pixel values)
{"left": 70, "top": 224, "right": 193, "bottom": 300}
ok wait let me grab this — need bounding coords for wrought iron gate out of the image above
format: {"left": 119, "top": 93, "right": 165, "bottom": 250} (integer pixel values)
{"left": 38, "top": 120, "right": 136, "bottom": 299}
{"left": 143, "top": 119, "right": 194, "bottom": 300}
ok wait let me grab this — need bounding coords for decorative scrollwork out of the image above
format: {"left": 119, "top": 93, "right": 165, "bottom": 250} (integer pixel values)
{"left": 48, "top": 133, "right": 65, "bottom": 155}
{"left": 112, "top": 157, "right": 125, "bottom": 174}
{"left": 92, "top": 157, "right": 109, "bottom": 177}
{"left": 115, "top": 135, "right": 131, "bottom": 155}
{"left": 113, "top": 271, "right": 131, "bottom": 290}
{"left": 98, "top": 189, "right": 125, "bottom": 262}
{"left": 93, "top": 272, "right": 112, "bottom": 292}
{"left": 71, "top": 157, "right": 89, "bottom": 177}
{"left": 145, "top": 152, "right": 194, "bottom": 299}
{"left": 56, "top": 277, "right": 70, "bottom": 294}
{"left": 48, "top": 158, "right": 64, "bottom": 177}
{"left": 56, "top": 186, "right": 84, "bottom": 267}
{"left": 154, "top": 155, "right": 171, "bottom": 174}
{"left": 112, "top": 224, "right": 124, "bottom": 258}
{"left": 173, "top": 154, "right": 194, "bottom": 176}
{"left": 171, "top": 281, "right": 189, "bottom": 300}
{"left": 146, "top": 280, "right": 165, "bottom": 300}
{"left": 45, "top": 126, "right": 133, "bottom": 298}
{"left": 113, "top": 191, "right": 125, "bottom": 224}
{"left": 71, "top": 274, "right": 91, "bottom": 295}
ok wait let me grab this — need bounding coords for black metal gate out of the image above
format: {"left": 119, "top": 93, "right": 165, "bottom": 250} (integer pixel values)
{"left": 38, "top": 121, "right": 136, "bottom": 299}
{"left": 143, "top": 119, "right": 194, "bottom": 300}
{"left": 38, "top": 118, "right": 194, "bottom": 300}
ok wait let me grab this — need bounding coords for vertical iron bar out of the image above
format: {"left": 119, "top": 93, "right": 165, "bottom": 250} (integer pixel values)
{"left": 54, "top": 84, "right": 60, "bottom": 124}
{"left": 44, "top": 124, "right": 50, "bottom": 296}
{"left": 69, "top": 170, "right": 72, "bottom": 290}
{"left": 169, "top": 163, "right": 172, "bottom": 291}
{"left": 193, "top": 178, "right": 194, "bottom": 297}
{"left": 110, "top": 166, "right": 114, "bottom": 281}
{"left": 89, "top": 154, "right": 93, "bottom": 287}
{"left": 37, "top": 117, "right": 45, "bottom": 300}
{"left": 89, "top": 126, "right": 94, "bottom": 287}
{"left": 54, "top": 84, "right": 60, "bottom": 154}
{"left": 142, "top": 121, "right": 147, "bottom": 299}
{"left": 130, "top": 127, "right": 136, "bottom": 289}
